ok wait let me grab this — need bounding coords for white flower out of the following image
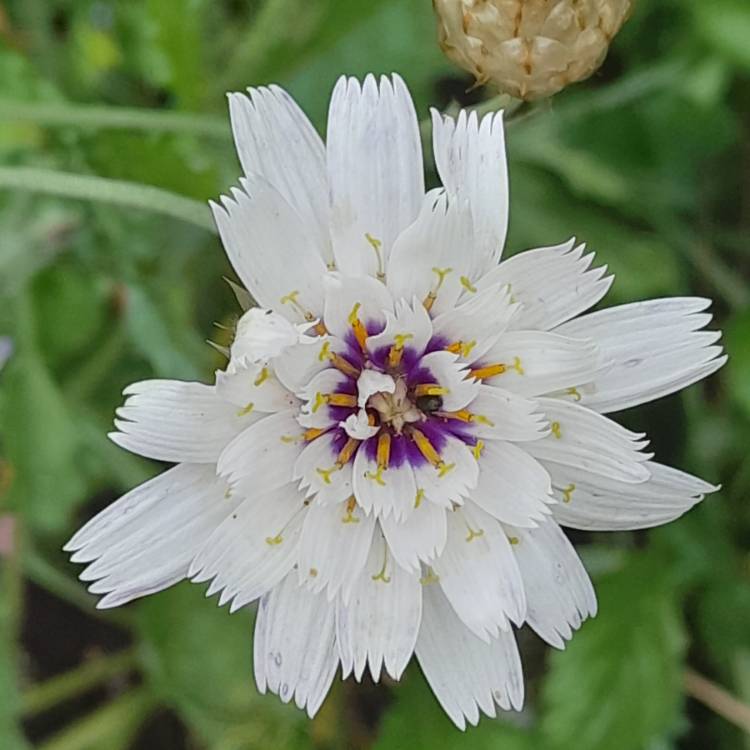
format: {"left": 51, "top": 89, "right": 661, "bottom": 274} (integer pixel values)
{"left": 65, "top": 75, "right": 726, "bottom": 729}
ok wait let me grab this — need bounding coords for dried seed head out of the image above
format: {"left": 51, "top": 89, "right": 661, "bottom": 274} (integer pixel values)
{"left": 433, "top": 0, "right": 634, "bottom": 100}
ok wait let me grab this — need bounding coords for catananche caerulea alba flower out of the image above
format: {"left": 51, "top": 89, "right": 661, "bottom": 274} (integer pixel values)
{"left": 66, "top": 74, "right": 725, "bottom": 729}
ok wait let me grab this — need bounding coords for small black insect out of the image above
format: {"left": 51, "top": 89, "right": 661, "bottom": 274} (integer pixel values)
{"left": 416, "top": 394, "right": 444, "bottom": 415}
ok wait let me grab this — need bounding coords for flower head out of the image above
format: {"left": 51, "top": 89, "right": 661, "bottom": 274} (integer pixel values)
{"left": 66, "top": 74, "right": 725, "bottom": 728}
{"left": 434, "top": 0, "right": 634, "bottom": 99}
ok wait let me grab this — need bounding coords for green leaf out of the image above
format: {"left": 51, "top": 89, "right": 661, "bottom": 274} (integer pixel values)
{"left": 692, "top": 0, "right": 750, "bottom": 69}
{"left": 136, "top": 582, "right": 306, "bottom": 748}
{"left": 374, "top": 665, "right": 538, "bottom": 750}
{"left": 725, "top": 309, "right": 750, "bottom": 421}
{"left": 540, "top": 553, "right": 686, "bottom": 750}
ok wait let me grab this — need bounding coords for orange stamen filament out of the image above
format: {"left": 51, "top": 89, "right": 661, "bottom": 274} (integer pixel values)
{"left": 470, "top": 363, "right": 507, "bottom": 380}
{"left": 414, "top": 383, "right": 449, "bottom": 398}
{"left": 348, "top": 303, "right": 368, "bottom": 351}
{"left": 329, "top": 353, "right": 360, "bottom": 378}
{"left": 336, "top": 438, "right": 360, "bottom": 468}
{"left": 328, "top": 393, "right": 357, "bottom": 408}
{"left": 408, "top": 428, "right": 442, "bottom": 467}
{"left": 376, "top": 432, "right": 391, "bottom": 470}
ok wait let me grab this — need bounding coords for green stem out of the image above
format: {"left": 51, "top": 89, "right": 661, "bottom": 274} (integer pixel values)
{"left": 0, "top": 167, "right": 216, "bottom": 234}
{"left": 22, "top": 649, "right": 138, "bottom": 717}
{"left": 0, "top": 99, "right": 230, "bottom": 138}
{"left": 36, "top": 688, "right": 155, "bottom": 750}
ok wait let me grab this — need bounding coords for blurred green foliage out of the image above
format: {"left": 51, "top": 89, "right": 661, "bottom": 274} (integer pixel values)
{"left": 0, "top": 0, "right": 748, "bottom": 748}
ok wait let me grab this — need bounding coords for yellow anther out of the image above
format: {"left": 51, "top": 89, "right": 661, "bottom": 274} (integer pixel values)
{"left": 311, "top": 392, "right": 328, "bottom": 413}
{"left": 460, "top": 275, "right": 477, "bottom": 293}
{"left": 465, "top": 525, "right": 485, "bottom": 543}
{"left": 265, "top": 534, "right": 283, "bottom": 546}
{"left": 437, "top": 461, "right": 456, "bottom": 478}
{"left": 388, "top": 333, "right": 414, "bottom": 368}
{"left": 280, "top": 434, "right": 301, "bottom": 444}
{"left": 414, "top": 488, "right": 425, "bottom": 508}
{"left": 316, "top": 467, "right": 338, "bottom": 485}
{"left": 280, "top": 290, "right": 300, "bottom": 306}
{"left": 365, "top": 467, "right": 386, "bottom": 486}
{"left": 513, "top": 356, "right": 525, "bottom": 375}
{"left": 551, "top": 421, "right": 562, "bottom": 439}
{"left": 469, "top": 363, "right": 507, "bottom": 380}
{"left": 376, "top": 432, "right": 391, "bottom": 471}
{"left": 419, "top": 567, "right": 440, "bottom": 585}
{"left": 507, "top": 536, "right": 520, "bottom": 545}
{"left": 330, "top": 353, "right": 360, "bottom": 378}
{"left": 371, "top": 546, "right": 391, "bottom": 583}
{"left": 409, "top": 427, "right": 442, "bottom": 467}
{"left": 365, "top": 232, "right": 385, "bottom": 280}
{"left": 423, "top": 267, "right": 453, "bottom": 312}
{"left": 566, "top": 387, "right": 582, "bottom": 402}
{"left": 224, "top": 487, "right": 233, "bottom": 499}
{"left": 562, "top": 483, "right": 576, "bottom": 503}
{"left": 445, "top": 340, "right": 477, "bottom": 358}
{"left": 253, "top": 367, "right": 270, "bottom": 386}
{"left": 236, "top": 402, "right": 254, "bottom": 416}
{"left": 473, "top": 414, "right": 495, "bottom": 427}
{"left": 336, "top": 437, "right": 360, "bottom": 467}
{"left": 432, "top": 266, "right": 453, "bottom": 286}
{"left": 342, "top": 496, "right": 360, "bottom": 524}
{"left": 348, "top": 302, "right": 368, "bottom": 351}
{"left": 303, "top": 427, "right": 327, "bottom": 442}
{"left": 472, "top": 440, "right": 485, "bottom": 460}
{"left": 318, "top": 340, "right": 331, "bottom": 362}
{"left": 414, "top": 383, "right": 449, "bottom": 398}
{"left": 328, "top": 393, "right": 357, "bottom": 408}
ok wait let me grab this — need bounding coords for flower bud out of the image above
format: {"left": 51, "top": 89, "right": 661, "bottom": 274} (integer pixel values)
{"left": 433, "top": 0, "right": 633, "bottom": 100}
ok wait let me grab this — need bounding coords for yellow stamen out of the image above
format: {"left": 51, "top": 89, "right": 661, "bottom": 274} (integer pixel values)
{"left": 371, "top": 545, "right": 391, "bottom": 583}
{"left": 342, "top": 496, "right": 360, "bottom": 524}
{"left": 336, "top": 438, "right": 360, "bottom": 467}
{"left": 414, "top": 383, "right": 449, "bottom": 398}
{"left": 438, "top": 410, "right": 494, "bottom": 427}
{"left": 409, "top": 427, "right": 441, "bottom": 467}
{"left": 365, "top": 467, "right": 386, "bottom": 486}
{"left": 513, "top": 356, "right": 525, "bottom": 375}
{"left": 279, "top": 290, "right": 314, "bottom": 321}
{"left": 437, "top": 462, "right": 455, "bottom": 478}
{"left": 303, "top": 427, "right": 327, "bottom": 442}
{"left": 280, "top": 434, "right": 301, "bottom": 444}
{"left": 348, "top": 302, "right": 368, "bottom": 351}
{"left": 414, "top": 488, "right": 425, "bottom": 508}
{"left": 387, "top": 333, "right": 414, "bottom": 368}
{"left": 236, "top": 402, "right": 254, "bottom": 417}
{"left": 551, "top": 421, "right": 562, "bottom": 439}
{"left": 376, "top": 432, "right": 391, "bottom": 470}
{"left": 472, "top": 440, "right": 485, "bottom": 460}
{"left": 265, "top": 534, "right": 283, "bottom": 546}
{"left": 328, "top": 393, "right": 357, "bottom": 408}
{"left": 313, "top": 321, "right": 328, "bottom": 336}
{"left": 465, "top": 525, "right": 485, "bottom": 542}
{"left": 507, "top": 536, "right": 520, "bottom": 545}
{"left": 365, "top": 232, "right": 385, "bottom": 281}
{"left": 562, "top": 483, "right": 576, "bottom": 503}
{"left": 470, "top": 363, "right": 507, "bottom": 380}
{"left": 311, "top": 392, "right": 328, "bottom": 413}
{"left": 446, "top": 340, "right": 477, "bottom": 358}
{"left": 419, "top": 567, "right": 440, "bottom": 585}
{"left": 330, "top": 353, "right": 360, "bottom": 378}
{"left": 459, "top": 275, "right": 477, "bottom": 293}
{"left": 309, "top": 567, "right": 318, "bottom": 578}
{"left": 316, "top": 467, "right": 337, "bottom": 485}
{"left": 318, "top": 340, "right": 331, "bottom": 362}
{"left": 253, "top": 367, "right": 270, "bottom": 386}
{"left": 423, "top": 266, "right": 453, "bottom": 312}
{"left": 566, "top": 387, "right": 582, "bottom": 402}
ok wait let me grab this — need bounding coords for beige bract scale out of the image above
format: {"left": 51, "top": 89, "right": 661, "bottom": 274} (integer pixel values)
{"left": 434, "top": 0, "right": 634, "bottom": 99}
{"left": 66, "top": 73, "right": 724, "bottom": 729}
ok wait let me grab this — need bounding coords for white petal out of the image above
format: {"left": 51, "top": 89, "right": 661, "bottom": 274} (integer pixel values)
{"left": 480, "top": 330, "right": 603, "bottom": 397}
{"left": 412, "top": 433, "right": 479, "bottom": 509}
{"left": 217, "top": 411, "right": 302, "bottom": 495}
{"left": 548, "top": 460, "right": 718, "bottom": 531}
{"left": 188, "top": 484, "right": 304, "bottom": 609}
{"left": 336, "top": 532, "right": 422, "bottom": 681}
{"left": 387, "top": 191, "right": 473, "bottom": 315}
{"left": 506, "top": 519, "right": 597, "bottom": 649}
{"left": 471, "top": 441, "right": 553, "bottom": 527}
{"left": 380, "top": 499, "right": 448, "bottom": 573}
{"left": 341, "top": 410, "right": 380, "bottom": 440}
{"left": 296, "top": 500, "right": 376, "bottom": 600}
{"left": 327, "top": 74, "right": 424, "bottom": 276}
{"left": 416, "top": 582, "right": 524, "bottom": 730}
{"left": 555, "top": 297, "right": 726, "bottom": 413}
{"left": 353, "top": 447, "right": 416, "bottom": 522}
{"left": 356, "top": 369, "right": 395, "bottom": 408}
{"left": 323, "top": 274, "right": 394, "bottom": 342}
{"left": 365, "top": 298, "right": 433, "bottom": 358}
{"left": 293, "top": 430, "right": 355, "bottom": 505}
{"left": 211, "top": 175, "right": 327, "bottom": 320}
{"left": 418, "top": 351, "right": 479, "bottom": 412}
{"left": 524, "top": 398, "right": 651, "bottom": 484}
{"left": 109, "top": 379, "right": 249, "bottom": 464}
{"left": 298, "top": 368, "right": 354, "bottom": 430}
{"left": 432, "top": 283, "right": 518, "bottom": 361}
{"left": 215, "top": 361, "right": 298, "bottom": 413}
{"left": 230, "top": 308, "right": 316, "bottom": 366}
{"left": 477, "top": 239, "right": 612, "bottom": 331}
{"left": 254, "top": 574, "right": 338, "bottom": 717}
{"left": 431, "top": 108, "right": 508, "bottom": 273}
{"left": 228, "top": 85, "right": 331, "bottom": 264}
{"left": 273, "top": 335, "right": 338, "bottom": 394}
{"left": 465, "top": 386, "right": 549, "bottom": 442}
{"left": 67, "top": 465, "right": 235, "bottom": 608}
{"left": 432, "top": 504, "right": 526, "bottom": 640}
